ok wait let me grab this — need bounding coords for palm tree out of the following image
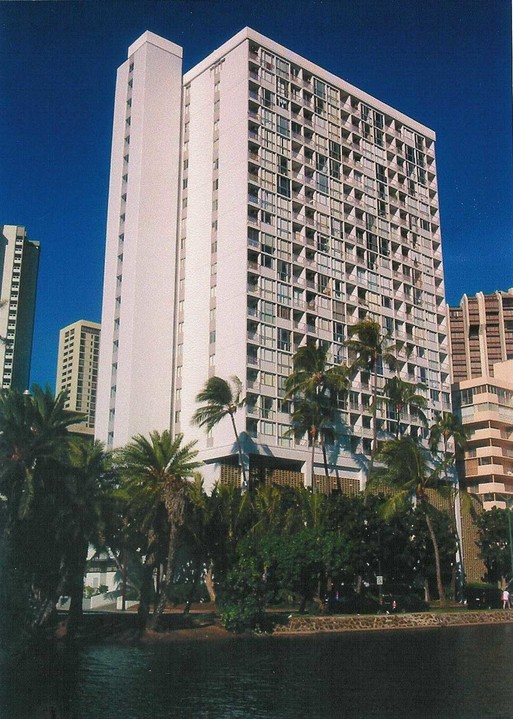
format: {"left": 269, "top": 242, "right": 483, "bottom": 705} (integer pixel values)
{"left": 182, "top": 475, "right": 211, "bottom": 613}
{"left": 193, "top": 376, "right": 248, "bottom": 490}
{"left": 285, "top": 341, "right": 350, "bottom": 490}
{"left": 288, "top": 396, "right": 338, "bottom": 490}
{"left": 429, "top": 411, "right": 470, "bottom": 600}
{"left": 285, "top": 341, "right": 350, "bottom": 399}
{"left": 116, "top": 430, "right": 201, "bottom": 630}
{"left": 250, "top": 484, "right": 290, "bottom": 537}
{"left": 0, "top": 385, "right": 82, "bottom": 632}
{"left": 64, "top": 438, "right": 112, "bottom": 634}
{"left": 285, "top": 487, "right": 329, "bottom": 611}
{"left": 383, "top": 376, "right": 428, "bottom": 438}
{"left": 206, "top": 483, "right": 253, "bottom": 600}
{"left": 430, "top": 411, "right": 469, "bottom": 460}
{"left": 345, "top": 319, "right": 399, "bottom": 479}
{"left": 0, "top": 385, "right": 82, "bottom": 524}
{"left": 369, "top": 436, "right": 449, "bottom": 606}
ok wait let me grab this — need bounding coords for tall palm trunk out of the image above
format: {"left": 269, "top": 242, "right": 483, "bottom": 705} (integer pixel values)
{"left": 321, "top": 437, "right": 329, "bottom": 483}
{"left": 121, "top": 548, "right": 127, "bottom": 612}
{"left": 138, "top": 555, "right": 155, "bottom": 629}
{"left": 33, "top": 566, "right": 67, "bottom": 631}
{"left": 424, "top": 507, "right": 446, "bottom": 606}
{"left": 150, "top": 483, "right": 185, "bottom": 631}
{"left": 310, "top": 426, "right": 317, "bottom": 492}
{"left": 229, "top": 413, "right": 248, "bottom": 490}
{"left": 368, "top": 358, "right": 379, "bottom": 484}
{"left": 441, "top": 434, "right": 464, "bottom": 600}
{"left": 204, "top": 561, "right": 216, "bottom": 603}
{"left": 150, "top": 522, "right": 179, "bottom": 630}
{"left": 67, "top": 538, "right": 89, "bottom": 635}
{"left": 184, "top": 554, "right": 202, "bottom": 615}
{"left": 395, "top": 402, "right": 403, "bottom": 439}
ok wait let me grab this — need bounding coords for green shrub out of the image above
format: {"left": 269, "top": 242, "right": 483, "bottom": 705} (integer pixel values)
{"left": 464, "top": 582, "right": 501, "bottom": 609}
{"left": 219, "top": 596, "right": 265, "bottom": 633}
{"left": 217, "top": 551, "right": 270, "bottom": 633}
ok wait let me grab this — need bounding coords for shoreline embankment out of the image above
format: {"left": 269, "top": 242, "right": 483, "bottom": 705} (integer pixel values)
{"left": 271, "top": 609, "right": 513, "bottom": 636}
{"left": 74, "top": 608, "right": 513, "bottom": 643}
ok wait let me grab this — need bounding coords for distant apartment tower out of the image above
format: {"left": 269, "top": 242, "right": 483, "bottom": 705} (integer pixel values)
{"left": 97, "top": 30, "right": 451, "bottom": 490}
{"left": 449, "top": 290, "right": 513, "bottom": 509}
{"left": 448, "top": 289, "right": 513, "bottom": 382}
{"left": 0, "top": 225, "right": 40, "bottom": 391}
{"left": 57, "top": 320, "right": 101, "bottom": 436}
{"left": 452, "top": 360, "right": 513, "bottom": 509}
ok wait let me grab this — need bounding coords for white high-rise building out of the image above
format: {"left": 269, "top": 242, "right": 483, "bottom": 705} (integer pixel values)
{"left": 0, "top": 225, "right": 40, "bottom": 392}
{"left": 97, "top": 29, "right": 451, "bottom": 491}
{"left": 95, "top": 33, "right": 182, "bottom": 446}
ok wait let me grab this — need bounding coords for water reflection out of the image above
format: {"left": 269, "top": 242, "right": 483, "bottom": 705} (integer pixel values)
{"left": 3, "top": 625, "right": 513, "bottom": 719}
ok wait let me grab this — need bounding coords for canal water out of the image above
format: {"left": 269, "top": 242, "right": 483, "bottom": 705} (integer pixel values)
{"left": 3, "top": 624, "right": 513, "bottom": 719}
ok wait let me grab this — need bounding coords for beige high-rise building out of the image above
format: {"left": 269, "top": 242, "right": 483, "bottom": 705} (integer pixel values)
{"left": 0, "top": 225, "right": 40, "bottom": 391}
{"left": 56, "top": 320, "right": 101, "bottom": 436}
{"left": 97, "top": 29, "right": 451, "bottom": 491}
{"left": 448, "top": 289, "right": 513, "bottom": 383}
{"left": 449, "top": 291, "right": 513, "bottom": 507}
{"left": 452, "top": 360, "right": 513, "bottom": 510}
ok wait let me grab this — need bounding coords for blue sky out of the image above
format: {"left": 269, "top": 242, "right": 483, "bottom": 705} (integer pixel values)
{"left": 0, "top": 0, "right": 511, "bottom": 389}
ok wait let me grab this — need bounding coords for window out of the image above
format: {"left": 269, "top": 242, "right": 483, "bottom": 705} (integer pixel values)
{"left": 277, "top": 328, "right": 291, "bottom": 351}
{"left": 261, "top": 421, "right": 274, "bottom": 436}
{"left": 261, "top": 277, "right": 274, "bottom": 299}
{"left": 259, "top": 191, "right": 270, "bottom": 212}
{"left": 276, "top": 115, "right": 290, "bottom": 138}
{"left": 276, "top": 57, "right": 289, "bottom": 78}
{"left": 276, "top": 77, "right": 288, "bottom": 98}
{"left": 329, "top": 140, "right": 341, "bottom": 160}
{"left": 278, "top": 155, "right": 288, "bottom": 174}
{"left": 278, "top": 426, "right": 292, "bottom": 447}
{"left": 260, "top": 301, "right": 274, "bottom": 323}
{"left": 261, "top": 372, "right": 275, "bottom": 387}
{"left": 331, "top": 218, "right": 342, "bottom": 238}
{"left": 261, "top": 108, "right": 274, "bottom": 128}
{"left": 316, "top": 173, "right": 329, "bottom": 195}
{"left": 314, "top": 96, "right": 326, "bottom": 116}
{"left": 277, "top": 175, "right": 290, "bottom": 198}
{"left": 330, "top": 160, "right": 340, "bottom": 179}
{"left": 317, "top": 235, "right": 329, "bottom": 253}
{"left": 313, "top": 78, "right": 326, "bottom": 98}
{"left": 262, "top": 88, "right": 273, "bottom": 107}
{"left": 260, "top": 347, "right": 275, "bottom": 363}
{"left": 277, "top": 283, "right": 291, "bottom": 305}
{"left": 261, "top": 233, "right": 275, "bottom": 255}
{"left": 261, "top": 148, "right": 274, "bottom": 168}
{"left": 261, "top": 324, "right": 275, "bottom": 347}
{"left": 316, "top": 153, "right": 328, "bottom": 173}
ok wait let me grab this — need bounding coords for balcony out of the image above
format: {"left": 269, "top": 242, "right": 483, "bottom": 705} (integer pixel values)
{"left": 467, "top": 463, "right": 510, "bottom": 478}
{"left": 473, "top": 482, "right": 513, "bottom": 496}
